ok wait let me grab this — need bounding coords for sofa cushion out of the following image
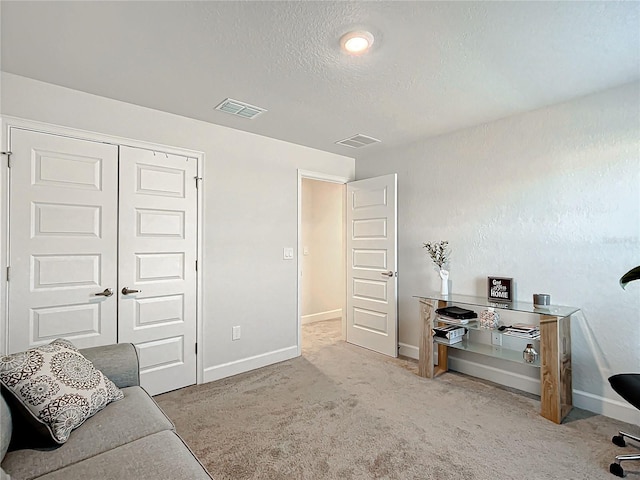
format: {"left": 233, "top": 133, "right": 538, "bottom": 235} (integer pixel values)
{"left": 0, "top": 339, "right": 123, "bottom": 444}
{"left": 1, "top": 386, "right": 173, "bottom": 480}
{"left": 35, "top": 430, "right": 212, "bottom": 480}
{"left": 0, "top": 395, "right": 10, "bottom": 459}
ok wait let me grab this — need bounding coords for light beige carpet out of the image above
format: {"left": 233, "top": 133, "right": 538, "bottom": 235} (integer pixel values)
{"left": 155, "top": 320, "right": 639, "bottom": 479}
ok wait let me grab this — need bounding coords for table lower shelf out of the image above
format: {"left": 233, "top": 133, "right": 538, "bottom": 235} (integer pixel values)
{"left": 438, "top": 339, "right": 540, "bottom": 367}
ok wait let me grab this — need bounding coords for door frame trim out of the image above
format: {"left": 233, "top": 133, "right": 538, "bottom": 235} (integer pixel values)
{"left": 296, "top": 169, "right": 353, "bottom": 356}
{"left": 0, "top": 115, "right": 205, "bottom": 387}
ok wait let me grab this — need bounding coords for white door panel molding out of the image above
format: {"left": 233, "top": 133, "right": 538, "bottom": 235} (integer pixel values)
{"left": 8, "top": 129, "right": 119, "bottom": 351}
{"left": 346, "top": 174, "right": 398, "bottom": 357}
{"left": 118, "top": 145, "right": 198, "bottom": 395}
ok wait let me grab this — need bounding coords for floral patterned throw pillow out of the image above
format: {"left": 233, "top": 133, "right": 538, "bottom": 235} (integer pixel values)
{"left": 0, "top": 338, "right": 124, "bottom": 444}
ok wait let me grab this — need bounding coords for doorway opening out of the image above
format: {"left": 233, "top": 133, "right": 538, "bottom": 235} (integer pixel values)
{"left": 298, "top": 172, "right": 348, "bottom": 355}
{"left": 297, "top": 170, "right": 398, "bottom": 358}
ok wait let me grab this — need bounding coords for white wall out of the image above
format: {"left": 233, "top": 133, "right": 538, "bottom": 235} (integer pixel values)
{"left": 301, "top": 178, "right": 344, "bottom": 322}
{"left": 0, "top": 72, "right": 355, "bottom": 381}
{"left": 356, "top": 82, "right": 640, "bottom": 423}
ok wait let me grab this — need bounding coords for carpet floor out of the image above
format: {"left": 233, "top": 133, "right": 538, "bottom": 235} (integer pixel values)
{"left": 155, "top": 320, "right": 639, "bottom": 479}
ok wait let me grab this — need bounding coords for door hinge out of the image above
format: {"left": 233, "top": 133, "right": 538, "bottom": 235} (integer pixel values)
{"left": 6, "top": 266, "right": 9, "bottom": 282}
{"left": 1, "top": 151, "right": 12, "bottom": 168}
{"left": 194, "top": 176, "right": 203, "bottom": 188}
{"left": 195, "top": 260, "right": 197, "bottom": 271}
{"left": 195, "top": 343, "right": 198, "bottom": 354}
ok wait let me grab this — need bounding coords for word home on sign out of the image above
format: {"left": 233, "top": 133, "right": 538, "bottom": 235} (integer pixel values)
{"left": 487, "top": 277, "right": 513, "bottom": 302}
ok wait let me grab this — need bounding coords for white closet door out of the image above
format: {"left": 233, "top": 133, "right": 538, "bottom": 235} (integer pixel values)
{"left": 8, "top": 129, "right": 119, "bottom": 352}
{"left": 118, "top": 146, "right": 198, "bottom": 396}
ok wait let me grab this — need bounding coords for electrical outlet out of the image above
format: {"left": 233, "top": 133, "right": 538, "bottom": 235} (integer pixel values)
{"left": 491, "top": 332, "right": 502, "bottom": 346}
{"left": 232, "top": 326, "right": 241, "bottom": 341}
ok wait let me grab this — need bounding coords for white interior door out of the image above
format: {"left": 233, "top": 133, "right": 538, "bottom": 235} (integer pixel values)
{"left": 346, "top": 174, "right": 398, "bottom": 357}
{"left": 118, "top": 146, "right": 198, "bottom": 395}
{"left": 8, "top": 129, "right": 119, "bottom": 352}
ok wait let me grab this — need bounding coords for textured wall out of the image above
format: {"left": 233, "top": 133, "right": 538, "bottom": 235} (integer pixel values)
{"left": 301, "top": 179, "right": 344, "bottom": 318}
{"left": 356, "top": 82, "right": 640, "bottom": 418}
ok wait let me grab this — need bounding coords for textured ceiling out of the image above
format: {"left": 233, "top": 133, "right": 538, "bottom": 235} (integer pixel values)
{"left": 1, "top": 1, "right": 639, "bottom": 159}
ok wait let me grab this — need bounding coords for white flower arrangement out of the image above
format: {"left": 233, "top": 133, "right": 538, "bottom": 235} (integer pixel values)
{"left": 423, "top": 240, "right": 450, "bottom": 270}
{"left": 424, "top": 240, "right": 451, "bottom": 294}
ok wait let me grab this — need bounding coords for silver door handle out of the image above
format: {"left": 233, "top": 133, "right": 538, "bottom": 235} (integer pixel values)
{"left": 381, "top": 271, "right": 394, "bottom": 277}
{"left": 121, "top": 287, "right": 141, "bottom": 295}
{"left": 94, "top": 288, "right": 114, "bottom": 297}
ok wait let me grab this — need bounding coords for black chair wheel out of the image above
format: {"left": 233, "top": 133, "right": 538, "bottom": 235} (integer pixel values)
{"left": 612, "top": 435, "right": 627, "bottom": 447}
{"left": 610, "top": 463, "right": 625, "bottom": 477}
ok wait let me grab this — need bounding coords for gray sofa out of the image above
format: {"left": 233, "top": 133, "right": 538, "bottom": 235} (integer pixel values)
{"left": 1, "top": 343, "right": 212, "bottom": 480}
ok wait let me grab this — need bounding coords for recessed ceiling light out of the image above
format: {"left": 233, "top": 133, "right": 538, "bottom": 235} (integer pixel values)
{"left": 340, "top": 31, "right": 374, "bottom": 55}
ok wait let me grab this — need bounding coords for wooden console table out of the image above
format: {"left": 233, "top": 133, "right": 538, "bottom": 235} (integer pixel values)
{"left": 416, "top": 294, "right": 579, "bottom": 424}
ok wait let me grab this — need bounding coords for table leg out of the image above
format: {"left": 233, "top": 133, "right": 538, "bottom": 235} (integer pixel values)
{"left": 418, "top": 299, "right": 448, "bottom": 378}
{"left": 540, "top": 314, "right": 572, "bottom": 423}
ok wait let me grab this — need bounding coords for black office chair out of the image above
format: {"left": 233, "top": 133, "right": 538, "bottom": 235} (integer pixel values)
{"left": 609, "top": 373, "right": 640, "bottom": 477}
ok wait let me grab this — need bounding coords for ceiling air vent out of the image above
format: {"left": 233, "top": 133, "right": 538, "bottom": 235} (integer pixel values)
{"left": 215, "top": 98, "right": 266, "bottom": 119}
{"left": 335, "top": 134, "right": 381, "bottom": 148}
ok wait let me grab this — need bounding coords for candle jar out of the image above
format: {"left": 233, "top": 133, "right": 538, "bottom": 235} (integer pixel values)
{"left": 533, "top": 294, "right": 551, "bottom": 308}
{"left": 479, "top": 308, "right": 499, "bottom": 329}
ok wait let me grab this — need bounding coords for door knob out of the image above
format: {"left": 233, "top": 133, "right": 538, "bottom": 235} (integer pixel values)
{"left": 381, "top": 271, "right": 394, "bottom": 278}
{"left": 94, "top": 288, "right": 114, "bottom": 297}
{"left": 121, "top": 287, "right": 142, "bottom": 295}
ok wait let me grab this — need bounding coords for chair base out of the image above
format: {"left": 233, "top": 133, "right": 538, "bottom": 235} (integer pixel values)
{"left": 610, "top": 431, "right": 640, "bottom": 477}
{"left": 614, "top": 430, "right": 640, "bottom": 446}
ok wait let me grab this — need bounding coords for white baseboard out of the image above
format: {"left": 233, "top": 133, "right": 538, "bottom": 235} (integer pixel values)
{"left": 302, "top": 309, "right": 342, "bottom": 325}
{"left": 398, "top": 342, "right": 441, "bottom": 364}
{"left": 399, "top": 342, "right": 419, "bottom": 359}
{"left": 573, "top": 389, "right": 640, "bottom": 425}
{"left": 396, "top": 343, "right": 639, "bottom": 424}
{"left": 203, "top": 345, "right": 298, "bottom": 383}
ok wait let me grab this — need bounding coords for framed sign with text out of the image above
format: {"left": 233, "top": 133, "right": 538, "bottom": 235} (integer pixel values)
{"left": 487, "top": 277, "right": 514, "bottom": 302}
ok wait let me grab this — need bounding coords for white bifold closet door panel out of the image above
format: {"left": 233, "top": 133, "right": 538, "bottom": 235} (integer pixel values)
{"left": 117, "top": 146, "right": 198, "bottom": 396}
{"left": 8, "top": 129, "right": 119, "bottom": 352}
{"left": 7, "top": 130, "right": 198, "bottom": 396}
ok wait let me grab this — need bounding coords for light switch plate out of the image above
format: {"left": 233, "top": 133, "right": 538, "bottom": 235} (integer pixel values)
{"left": 232, "top": 326, "right": 241, "bottom": 340}
{"left": 283, "top": 247, "right": 294, "bottom": 260}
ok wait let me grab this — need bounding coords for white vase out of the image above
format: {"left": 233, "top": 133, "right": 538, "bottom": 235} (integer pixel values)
{"left": 439, "top": 269, "right": 449, "bottom": 295}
